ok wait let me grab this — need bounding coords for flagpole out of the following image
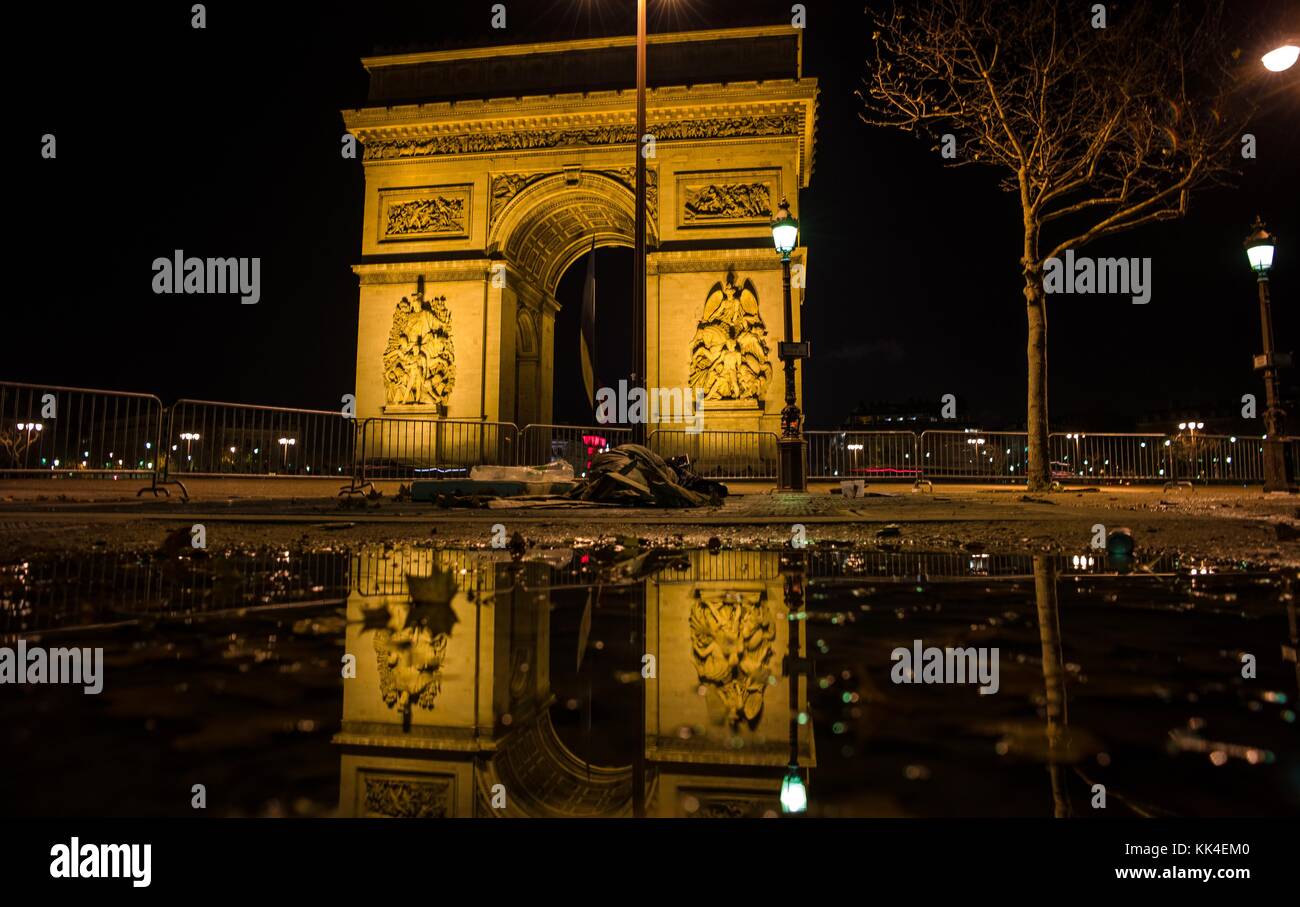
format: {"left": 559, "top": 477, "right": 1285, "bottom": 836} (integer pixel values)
{"left": 631, "top": 0, "right": 649, "bottom": 822}
{"left": 632, "top": 0, "right": 647, "bottom": 448}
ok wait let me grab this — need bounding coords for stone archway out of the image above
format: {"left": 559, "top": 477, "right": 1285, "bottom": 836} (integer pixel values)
{"left": 345, "top": 24, "right": 816, "bottom": 434}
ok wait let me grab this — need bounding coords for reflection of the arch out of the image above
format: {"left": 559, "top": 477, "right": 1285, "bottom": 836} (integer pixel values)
{"left": 335, "top": 545, "right": 813, "bottom": 817}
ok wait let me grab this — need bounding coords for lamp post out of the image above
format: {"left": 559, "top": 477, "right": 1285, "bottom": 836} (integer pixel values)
{"left": 1244, "top": 217, "right": 1293, "bottom": 491}
{"left": 771, "top": 198, "right": 808, "bottom": 492}
{"left": 278, "top": 437, "right": 296, "bottom": 472}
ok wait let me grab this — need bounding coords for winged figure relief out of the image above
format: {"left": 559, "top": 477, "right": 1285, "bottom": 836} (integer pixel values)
{"left": 383, "top": 286, "right": 456, "bottom": 406}
{"left": 688, "top": 271, "right": 772, "bottom": 401}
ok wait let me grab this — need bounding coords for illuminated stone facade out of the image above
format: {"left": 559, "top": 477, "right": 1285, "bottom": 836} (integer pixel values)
{"left": 344, "top": 26, "right": 816, "bottom": 434}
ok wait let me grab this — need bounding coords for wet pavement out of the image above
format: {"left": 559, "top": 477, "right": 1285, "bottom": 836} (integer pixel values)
{"left": 2, "top": 542, "right": 1296, "bottom": 817}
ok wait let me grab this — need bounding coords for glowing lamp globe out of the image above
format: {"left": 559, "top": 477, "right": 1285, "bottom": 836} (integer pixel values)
{"left": 1262, "top": 43, "right": 1299, "bottom": 72}
{"left": 1244, "top": 217, "right": 1276, "bottom": 275}
{"left": 780, "top": 765, "right": 807, "bottom": 814}
{"left": 771, "top": 198, "right": 799, "bottom": 257}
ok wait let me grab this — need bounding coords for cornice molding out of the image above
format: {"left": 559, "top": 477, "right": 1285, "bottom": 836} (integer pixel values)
{"left": 647, "top": 247, "right": 806, "bottom": 275}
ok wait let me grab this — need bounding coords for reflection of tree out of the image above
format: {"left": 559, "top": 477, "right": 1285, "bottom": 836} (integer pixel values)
{"left": 689, "top": 271, "right": 771, "bottom": 401}
{"left": 1033, "top": 555, "right": 1071, "bottom": 817}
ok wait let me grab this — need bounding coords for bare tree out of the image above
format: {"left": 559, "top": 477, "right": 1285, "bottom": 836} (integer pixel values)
{"left": 860, "top": 0, "right": 1250, "bottom": 489}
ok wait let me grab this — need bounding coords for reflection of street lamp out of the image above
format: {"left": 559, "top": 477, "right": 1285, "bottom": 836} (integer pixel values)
{"left": 1262, "top": 41, "right": 1299, "bottom": 72}
{"left": 772, "top": 198, "right": 807, "bottom": 492}
{"left": 1244, "top": 217, "right": 1293, "bottom": 491}
{"left": 780, "top": 765, "right": 808, "bottom": 814}
{"left": 780, "top": 548, "right": 810, "bottom": 815}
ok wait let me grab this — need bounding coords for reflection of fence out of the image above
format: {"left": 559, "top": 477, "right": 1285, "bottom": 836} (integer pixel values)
{"left": 806, "top": 431, "right": 919, "bottom": 480}
{"left": 355, "top": 417, "right": 516, "bottom": 482}
{"left": 648, "top": 429, "right": 780, "bottom": 479}
{"left": 0, "top": 549, "right": 350, "bottom": 636}
{"left": 0, "top": 382, "right": 163, "bottom": 479}
{"left": 518, "top": 424, "right": 631, "bottom": 478}
{"left": 165, "top": 399, "right": 356, "bottom": 478}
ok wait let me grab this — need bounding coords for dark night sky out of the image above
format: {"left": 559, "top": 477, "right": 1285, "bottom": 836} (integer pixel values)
{"left": 8, "top": 0, "right": 1298, "bottom": 431}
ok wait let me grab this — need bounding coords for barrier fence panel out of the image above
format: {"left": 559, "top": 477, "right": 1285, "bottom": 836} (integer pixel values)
{"left": 1166, "top": 433, "right": 1265, "bottom": 484}
{"left": 1048, "top": 433, "right": 1171, "bottom": 483}
{"left": 0, "top": 381, "right": 163, "bottom": 479}
{"left": 649, "top": 429, "right": 780, "bottom": 479}
{"left": 806, "top": 430, "right": 920, "bottom": 481}
{"left": 357, "top": 417, "right": 516, "bottom": 481}
{"left": 164, "top": 400, "right": 357, "bottom": 479}
{"left": 518, "top": 424, "right": 632, "bottom": 478}
{"left": 919, "top": 431, "right": 1030, "bottom": 482}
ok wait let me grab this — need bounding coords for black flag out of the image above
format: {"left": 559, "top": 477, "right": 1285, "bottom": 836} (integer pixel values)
{"left": 580, "top": 239, "right": 598, "bottom": 410}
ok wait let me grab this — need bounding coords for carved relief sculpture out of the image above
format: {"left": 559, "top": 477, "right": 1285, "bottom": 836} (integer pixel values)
{"left": 689, "top": 589, "right": 777, "bottom": 728}
{"left": 372, "top": 570, "right": 460, "bottom": 720}
{"left": 362, "top": 777, "right": 451, "bottom": 818}
{"left": 364, "top": 114, "right": 800, "bottom": 160}
{"left": 382, "top": 282, "right": 456, "bottom": 407}
{"left": 684, "top": 182, "right": 772, "bottom": 223}
{"left": 689, "top": 271, "right": 772, "bottom": 402}
{"left": 384, "top": 195, "right": 466, "bottom": 237}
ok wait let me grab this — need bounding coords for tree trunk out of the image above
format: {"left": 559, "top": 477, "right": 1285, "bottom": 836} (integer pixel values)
{"left": 1024, "top": 278, "right": 1051, "bottom": 490}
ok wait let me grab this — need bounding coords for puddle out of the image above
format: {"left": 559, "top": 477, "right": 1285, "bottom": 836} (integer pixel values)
{"left": 1, "top": 544, "right": 1296, "bottom": 817}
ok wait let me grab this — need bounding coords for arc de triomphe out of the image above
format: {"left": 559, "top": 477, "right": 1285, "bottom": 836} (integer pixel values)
{"left": 343, "top": 25, "right": 816, "bottom": 435}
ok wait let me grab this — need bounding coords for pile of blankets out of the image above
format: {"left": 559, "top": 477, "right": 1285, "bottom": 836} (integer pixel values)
{"left": 566, "top": 444, "right": 727, "bottom": 507}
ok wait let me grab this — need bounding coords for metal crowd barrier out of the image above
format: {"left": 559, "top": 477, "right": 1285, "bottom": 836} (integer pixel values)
{"left": 806, "top": 430, "right": 920, "bottom": 480}
{"left": 518, "top": 423, "right": 632, "bottom": 478}
{"left": 918, "top": 430, "right": 1031, "bottom": 483}
{"left": 2, "top": 380, "right": 1292, "bottom": 489}
{"left": 355, "top": 416, "right": 516, "bottom": 482}
{"left": 0, "top": 381, "right": 163, "bottom": 480}
{"left": 1166, "top": 433, "right": 1265, "bottom": 484}
{"left": 648, "top": 428, "right": 780, "bottom": 479}
{"left": 1048, "top": 432, "right": 1171, "bottom": 483}
{"left": 164, "top": 399, "right": 357, "bottom": 479}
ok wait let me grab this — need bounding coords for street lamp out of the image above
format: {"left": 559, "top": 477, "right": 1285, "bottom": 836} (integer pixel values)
{"left": 278, "top": 437, "right": 296, "bottom": 471}
{"left": 179, "top": 432, "right": 200, "bottom": 463}
{"left": 1262, "top": 40, "right": 1299, "bottom": 72}
{"left": 1244, "top": 217, "right": 1293, "bottom": 491}
{"left": 771, "top": 197, "right": 808, "bottom": 492}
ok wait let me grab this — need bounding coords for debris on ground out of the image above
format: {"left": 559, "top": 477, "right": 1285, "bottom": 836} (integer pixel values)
{"left": 567, "top": 444, "right": 724, "bottom": 506}
{"left": 470, "top": 460, "right": 574, "bottom": 483}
